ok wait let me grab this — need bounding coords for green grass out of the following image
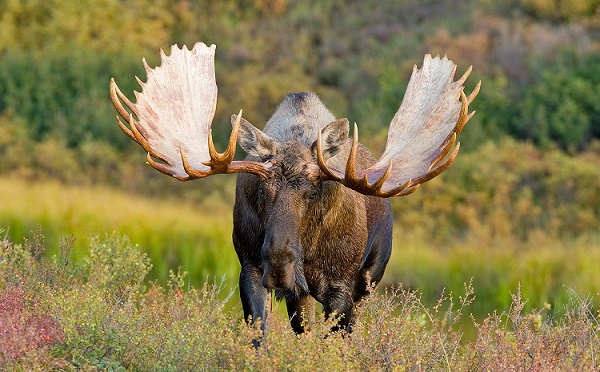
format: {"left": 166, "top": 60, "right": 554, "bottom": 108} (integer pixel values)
{"left": 385, "top": 232, "right": 600, "bottom": 313}
{"left": 0, "top": 176, "right": 239, "bottom": 285}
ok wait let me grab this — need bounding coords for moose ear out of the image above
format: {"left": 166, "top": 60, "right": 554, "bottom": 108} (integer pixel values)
{"left": 312, "top": 118, "right": 349, "bottom": 160}
{"left": 234, "top": 115, "right": 276, "bottom": 159}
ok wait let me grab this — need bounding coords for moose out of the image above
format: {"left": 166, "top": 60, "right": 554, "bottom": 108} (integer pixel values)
{"left": 110, "top": 42, "right": 479, "bottom": 334}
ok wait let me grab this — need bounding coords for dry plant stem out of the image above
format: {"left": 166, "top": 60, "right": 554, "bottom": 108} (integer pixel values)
{"left": 417, "top": 299, "right": 452, "bottom": 372}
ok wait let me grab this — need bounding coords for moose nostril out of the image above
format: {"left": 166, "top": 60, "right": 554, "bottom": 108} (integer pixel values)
{"left": 262, "top": 272, "right": 274, "bottom": 290}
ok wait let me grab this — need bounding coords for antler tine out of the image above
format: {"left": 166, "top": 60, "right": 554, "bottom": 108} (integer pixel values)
{"left": 450, "top": 64, "right": 458, "bottom": 81}
{"left": 317, "top": 122, "right": 396, "bottom": 195}
{"left": 205, "top": 109, "right": 243, "bottom": 170}
{"left": 181, "top": 146, "right": 210, "bottom": 179}
{"left": 223, "top": 110, "right": 244, "bottom": 163}
{"left": 379, "top": 179, "right": 414, "bottom": 197}
{"left": 115, "top": 115, "right": 136, "bottom": 142}
{"left": 454, "top": 91, "right": 470, "bottom": 135}
{"left": 109, "top": 78, "right": 129, "bottom": 119}
{"left": 127, "top": 113, "right": 150, "bottom": 151}
{"left": 316, "top": 129, "right": 342, "bottom": 182}
{"left": 467, "top": 80, "right": 481, "bottom": 105}
{"left": 456, "top": 65, "right": 473, "bottom": 86}
{"left": 110, "top": 78, "right": 136, "bottom": 141}
{"left": 456, "top": 80, "right": 481, "bottom": 134}
{"left": 370, "top": 161, "right": 393, "bottom": 193}
{"left": 396, "top": 184, "right": 420, "bottom": 197}
{"left": 142, "top": 57, "right": 151, "bottom": 72}
{"left": 430, "top": 132, "right": 457, "bottom": 170}
{"left": 344, "top": 123, "right": 360, "bottom": 182}
{"left": 147, "top": 152, "right": 191, "bottom": 181}
{"left": 182, "top": 109, "right": 273, "bottom": 179}
{"left": 413, "top": 143, "right": 461, "bottom": 186}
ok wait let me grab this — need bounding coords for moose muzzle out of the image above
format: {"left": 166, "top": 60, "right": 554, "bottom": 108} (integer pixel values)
{"left": 262, "top": 261, "right": 296, "bottom": 290}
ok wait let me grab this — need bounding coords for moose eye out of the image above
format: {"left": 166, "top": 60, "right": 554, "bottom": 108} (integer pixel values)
{"left": 258, "top": 185, "right": 272, "bottom": 200}
{"left": 308, "top": 187, "right": 320, "bottom": 201}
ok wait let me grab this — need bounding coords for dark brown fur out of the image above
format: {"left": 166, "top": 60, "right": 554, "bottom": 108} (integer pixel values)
{"left": 233, "top": 92, "right": 392, "bottom": 333}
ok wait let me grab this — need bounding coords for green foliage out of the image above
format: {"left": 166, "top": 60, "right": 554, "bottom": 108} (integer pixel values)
{"left": 84, "top": 234, "right": 152, "bottom": 304}
{"left": 1, "top": 233, "right": 599, "bottom": 369}
{"left": 1, "top": 0, "right": 600, "bottom": 179}
{"left": 392, "top": 139, "right": 600, "bottom": 244}
{"left": 0, "top": 0, "right": 173, "bottom": 54}
{"left": 0, "top": 47, "right": 145, "bottom": 149}
{"left": 519, "top": 0, "right": 600, "bottom": 20}
{"left": 459, "top": 74, "right": 515, "bottom": 152}
{"left": 515, "top": 51, "right": 600, "bottom": 150}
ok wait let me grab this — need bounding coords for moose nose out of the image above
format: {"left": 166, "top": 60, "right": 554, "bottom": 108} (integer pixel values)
{"left": 262, "top": 273, "right": 275, "bottom": 290}
{"left": 261, "top": 262, "right": 275, "bottom": 289}
{"left": 262, "top": 263, "right": 296, "bottom": 290}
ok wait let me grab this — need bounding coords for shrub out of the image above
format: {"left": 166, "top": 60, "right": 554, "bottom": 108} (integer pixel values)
{"left": 1, "top": 230, "right": 600, "bottom": 369}
{"left": 0, "top": 288, "right": 65, "bottom": 364}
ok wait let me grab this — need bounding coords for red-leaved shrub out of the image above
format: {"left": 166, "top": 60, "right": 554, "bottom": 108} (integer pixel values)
{"left": 0, "top": 287, "right": 65, "bottom": 363}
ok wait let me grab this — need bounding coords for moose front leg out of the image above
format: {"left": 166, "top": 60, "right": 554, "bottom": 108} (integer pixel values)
{"left": 323, "top": 285, "right": 355, "bottom": 332}
{"left": 239, "top": 264, "right": 270, "bottom": 331}
{"left": 285, "top": 295, "right": 316, "bottom": 334}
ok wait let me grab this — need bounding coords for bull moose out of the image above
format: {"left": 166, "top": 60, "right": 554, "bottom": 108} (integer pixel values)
{"left": 110, "top": 42, "right": 479, "bottom": 334}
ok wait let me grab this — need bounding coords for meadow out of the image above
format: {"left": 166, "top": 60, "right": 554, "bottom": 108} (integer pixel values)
{"left": 2, "top": 141, "right": 600, "bottom": 369}
{"left": 0, "top": 176, "right": 240, "bottom": 286}
{"left": 2, "top": 139, "right": 600, "bottom": 326}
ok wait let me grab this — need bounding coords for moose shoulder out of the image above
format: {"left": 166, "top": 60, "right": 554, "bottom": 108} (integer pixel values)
{"left": 110, "top": 42, "right": 480, "bottom": 334}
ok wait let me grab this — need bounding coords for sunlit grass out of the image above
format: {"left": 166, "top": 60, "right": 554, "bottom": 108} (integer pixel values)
{"left": 0, "top": 176, "right": 239, "bottom": 284}
{"left": 387, "top": 228, "right": 600, "bottom": 317}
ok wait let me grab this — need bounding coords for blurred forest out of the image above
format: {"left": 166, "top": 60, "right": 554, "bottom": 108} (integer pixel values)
{"left": 1, "top": 0, "right": 600, "bottom": 180}
{"left": 1, "top": 0, "right": 600, "bottom": 313}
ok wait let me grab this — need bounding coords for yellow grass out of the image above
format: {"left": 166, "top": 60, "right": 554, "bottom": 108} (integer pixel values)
{"left": 0, "top": 176, "right": 239, "bottom": 283}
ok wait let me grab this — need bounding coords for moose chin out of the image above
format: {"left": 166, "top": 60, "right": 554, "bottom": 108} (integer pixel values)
{"left": 110, "top": 42, "right": 480, "bottom": 334}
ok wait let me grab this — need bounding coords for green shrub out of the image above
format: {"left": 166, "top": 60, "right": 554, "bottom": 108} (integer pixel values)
{"left": 0, "top": 48, "right": 144, "bottom": 149}
{"left": 1, "top": 232, "right": 599, "bottom": 370}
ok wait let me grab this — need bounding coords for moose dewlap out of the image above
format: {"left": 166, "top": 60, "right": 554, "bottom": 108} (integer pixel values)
{"left": 110, "top": 42, "right": 480, "bottom": 334}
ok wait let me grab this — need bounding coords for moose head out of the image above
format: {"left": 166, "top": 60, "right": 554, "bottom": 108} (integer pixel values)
{"left": 110, "top": 42, "right": 479, "bottom": 334}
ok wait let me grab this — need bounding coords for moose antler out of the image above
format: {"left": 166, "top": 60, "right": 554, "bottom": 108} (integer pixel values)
{"left": 316, "top": 55, "right": 480, "bottom": 197}
{"left": 110, "top": 42, "right": 272, "bottom": 181}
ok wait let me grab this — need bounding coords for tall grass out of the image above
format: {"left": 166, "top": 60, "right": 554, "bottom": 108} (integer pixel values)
{"left": 0, "top": 177, "right": 239, "bottom": 284}
{"left": 384, "top": 232, "right": 600, "bottom": 339}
